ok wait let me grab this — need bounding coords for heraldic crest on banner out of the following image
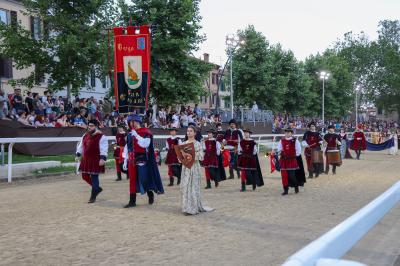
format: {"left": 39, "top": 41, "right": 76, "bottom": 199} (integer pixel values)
{"left": 123, "top": 56, "right": 142, "bottom": 89}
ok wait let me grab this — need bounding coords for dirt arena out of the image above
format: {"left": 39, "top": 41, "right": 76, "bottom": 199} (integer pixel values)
{"left": 0, "top": 151, "right": 399, "bottom": 266}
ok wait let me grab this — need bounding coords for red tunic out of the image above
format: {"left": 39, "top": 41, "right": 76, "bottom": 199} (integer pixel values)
{"left": 303, "top": 131, "right": 322, "bottom": 157}
{"left": 79, "top": 132, "right": 105, "bottom": 174}
{"left": 224, "top": 129, "right": 241, "bottom": 147}
{"left": 238, "top": 139, "right": 257, "bottom": 170}
{"left": 165, "top": 137, "right": 180, "bottom": 165}
{"left": 114, "top": 132, "right": 126, "bottom": 163}
{"left": 324, "top": 133, "right": 341, "bottom": 151}
{"left": 351, "top": 132, "right": 366, "bottom": 150}
{"left": 202, "top": 139, "right": 219, "bottom": 168}
{"left": 279, "top": 138, "right": 299, "bottom": 170}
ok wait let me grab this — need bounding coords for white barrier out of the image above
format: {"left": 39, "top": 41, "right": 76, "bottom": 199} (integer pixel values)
{"left": 282, "top": 180, "right": 400, "bottom": 266}
{"left": 0, "top": 134, "right": 299, "bottom": 183}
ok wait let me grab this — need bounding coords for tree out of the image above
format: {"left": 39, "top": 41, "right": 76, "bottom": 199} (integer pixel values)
{"left": 118, "top": 0, "right": 211, "bottom": 107}
{"left": 0, "top": 0, "right": 118, "bottom": 99}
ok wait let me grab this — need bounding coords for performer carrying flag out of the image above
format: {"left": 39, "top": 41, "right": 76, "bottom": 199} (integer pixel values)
{"left": 202, "top": 129, "right": 221, "bottom": 189}
{"left": 223, "top": 119, "right": 243, "bottom": 179}
{"left": 237, "top": 129, "right": 264, "bottom": 192}
{"left": 277, "top": 128, "right": 305, "bottom": 195}
{"left": 301, "top": 122, "right": 323, "bottom": 178}
{"left": 123, "top": 115, "right": 164, "bottom": 208}
{"left": 114, "top": 124, "right": 128, "bottom": 181}
{"left": 165, "top": 127, "right": 182, "bottom": 186}
{"left": 351, "top": 125, "right": 367, "bottom": 160}
{"left": 76, "top": 119, "right": 108, "bottom": 203}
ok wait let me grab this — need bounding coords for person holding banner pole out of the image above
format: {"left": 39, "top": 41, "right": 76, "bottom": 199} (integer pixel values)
{"left": 123, "top": 114, "right": 164, "bottom": 208}
{"left": 114, "top": 124, "right": 128, "bottom": 181}
{"left": 75, "top": 119, "right": 108, "bottom": 203}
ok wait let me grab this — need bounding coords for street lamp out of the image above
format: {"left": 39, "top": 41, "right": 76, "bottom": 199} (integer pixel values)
{"left": 225, "top": 34, "right": 244, "bottom": 119}
{"left": 355, "top": 85, "right": 360, "bottom": 124}
{"left": 317, "top": 71, "right": 330, "bottom": 126}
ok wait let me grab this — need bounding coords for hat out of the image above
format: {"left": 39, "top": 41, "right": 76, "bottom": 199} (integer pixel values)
{"left": 308, "top": 122, "right": 316, "bottom": 128}
{"left": 284, "top": 127, "right": 293, "bottom": 132}
{"left": 215, "top": 123, "right": 222, "bottom": 128}
{"left": 228, "top": 119, "right": 237, "bottom": 125}
{"left": 242, "top": 128, "right": 253, "bottom": 133}
{"left": 207, "top": 129, "right": 216, "bottom": 134}
{"left": 117, "top": 123, "right": 125, "bottom": 128}
{"left": 327, "top": 125, "right": 335, "bottom": 129}
{"left": 127, "top": 114, "right": 142, "bottom": 124}
{"left": 168, "top": 127, "right": 178, "bottom": 131}
{"left": 88, "top": 119, "right": 99, "bottom": 127}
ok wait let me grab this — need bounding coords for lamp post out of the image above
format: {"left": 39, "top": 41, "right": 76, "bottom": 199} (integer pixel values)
{"left": 225, "top": 34, "right": 243, "bottom": 119}
{"left": 355, "top": 86, "right": 360, "bottom": 124}
{"left": 318, "top": 71, "right": 330, "bottom": 126}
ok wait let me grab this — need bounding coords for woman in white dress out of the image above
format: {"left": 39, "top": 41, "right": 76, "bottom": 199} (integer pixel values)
{"left": 180, "top": 125, "right": 214, "bottom": 215}
{"left": 389, "top": 130, "right": 398, "bottom": 155}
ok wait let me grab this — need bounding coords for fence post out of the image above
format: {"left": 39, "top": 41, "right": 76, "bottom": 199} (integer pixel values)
{"left": 1, "top": 143, "right": 4, "bottom": 166}
{"left": 258, "top": 136, "right": 261, "bottom": 152}
{"left": 7, "top": 142, "right": 14, "bottom": 183}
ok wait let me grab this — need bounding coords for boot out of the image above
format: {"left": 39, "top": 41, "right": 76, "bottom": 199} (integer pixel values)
{"left": 252, "top": 183, "right": 256, "bottom": 191}
{"left": 229, "top": 168, "right": 234, "bottom": 179}
{"left": 308, "top": 171, "right": 313, "bottom": 179}
{"left": 88, "top": 187, "right": 102, "bottom": 203}
{"left": 325, "top": 168, "right": 329, "bottom": 175}
{"left": 240, "top": 182, "right": 246, "bottom": 192}
{"left": 215, "top": 180, "right": 219, "bottom": 188}
{"left": 295, "top": 186, "right": 299, "bottom": 194}
{"left": 177, "top": 176, "right": 181, "bottom": 185}
{"left": 115, "top": 172, "right": 122, "bottom": 181}
{"left": 168, "top": 177, "right": 174, "bottom": 186}
{"left": 237, "top": 170, "right": 240, "bottom": 179}
{"left": 124, "top": 193, "right": 136, "bottom": 208}
{"left": 332, "top": 166, "right": 336, "bottom": 175}
{"left": 281, "top": 186, "right": 289, "bottom": 196}
{"left": 147, "top": 191, "right": 154, "bottom": 205}
{"left": 205, "top": 180, "right": 212, "bottom": 189}
{"left": 315, "top": 170, "right": 320, "bottom": 178}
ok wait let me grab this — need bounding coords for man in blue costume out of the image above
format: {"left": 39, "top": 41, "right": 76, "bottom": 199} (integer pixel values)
{"left": 123, "top": 114, "right": 164, "bottom": 208}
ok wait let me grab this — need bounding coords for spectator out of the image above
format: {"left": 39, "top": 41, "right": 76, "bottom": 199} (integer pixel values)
{"left": 12, "top": 88, "right": 24, "bottom": 113}
{"left": 0, "top": 90, "right": 8, "bottom": 119}
{"left": 25, "top": 91, "right": 34, "bottom": 113}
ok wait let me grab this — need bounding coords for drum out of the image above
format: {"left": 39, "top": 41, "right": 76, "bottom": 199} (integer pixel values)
{"left": 311, "top": 150, "right": 323, "bottom": 163}
{"left": 326, "top": 150, "right": 342, "bottom": 165}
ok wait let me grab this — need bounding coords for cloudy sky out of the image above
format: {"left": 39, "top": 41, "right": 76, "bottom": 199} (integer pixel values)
{"left": 195, "top": 0, "right": 400, "bottom": 65}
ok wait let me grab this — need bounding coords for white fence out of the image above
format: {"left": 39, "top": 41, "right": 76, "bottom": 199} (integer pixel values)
{"left": 282, "top": 180, "right": 400, "bottom": 266}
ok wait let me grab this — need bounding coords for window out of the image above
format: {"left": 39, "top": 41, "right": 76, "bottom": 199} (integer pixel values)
{"left": 0, "top": 9, "right": 8, "bottom": 24}
{"left": 212, "top": 73, "right": 217, "bottom": 85}
{"left": 0, "top": 57, "right": 13, "bottom": 78}
{"left": 30, "top": 16, "right": 41, "bottom": 40}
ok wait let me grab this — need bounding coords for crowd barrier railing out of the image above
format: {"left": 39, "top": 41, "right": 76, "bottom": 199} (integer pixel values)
{"left": 282, "top": 180, "right": 400, "bottom": 266}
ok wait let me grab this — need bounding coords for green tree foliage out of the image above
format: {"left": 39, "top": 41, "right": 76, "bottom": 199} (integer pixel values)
{"left": 119, "top": 0, "right": 211, "bottom": 107}
{"left": 0, "top": 0, "right": 118, "bottom": 99}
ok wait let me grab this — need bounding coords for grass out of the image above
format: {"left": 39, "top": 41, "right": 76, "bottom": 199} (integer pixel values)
{"left": 31, "top": 160, "right": 116, "bottom": 175}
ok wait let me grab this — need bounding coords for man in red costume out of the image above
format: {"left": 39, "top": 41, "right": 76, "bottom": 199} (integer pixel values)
{"left": 223, "top": 119, "right": 243, "bottom": 179}
{"left": 165, "top": 127, "right": 182, "bottom": 186}
{"left": 324, "top": 125, "right": 342, "bottom": 174}
{"left": 114, "top": 124, "right": 127, "bottom": 181}
{"left": 278, "top": 128, "right": 304, "bottom": 195}
{"left": 301, "top": 122, "right": 323, "bottom": 178}
{"left": 351, "top": 125, "right": 367, "bottom": 160}
{"left": 237, "top": 129, "right": 264, "bottom": 192}
{"left": 76, "top": 119, "right": 108, "bottom": 203}
{"left": 202, "top": 129, "right": 221, "bottom": 189}
{"left": 123, "top": 115, "right": 164, "bottom": 208}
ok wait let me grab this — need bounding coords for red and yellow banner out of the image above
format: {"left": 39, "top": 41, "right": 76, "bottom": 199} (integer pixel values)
{"left": 113, "top": 25, "right": 151, "bottom": 113}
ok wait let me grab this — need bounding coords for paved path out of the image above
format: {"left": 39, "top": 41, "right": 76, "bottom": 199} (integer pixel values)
{"left": 0, "top": 151, "right": 399, "bottom": 266}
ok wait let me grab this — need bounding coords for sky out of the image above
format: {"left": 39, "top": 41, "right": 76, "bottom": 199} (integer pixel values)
{"left": 194, "top": 0, "right": 400, "bottom": 65}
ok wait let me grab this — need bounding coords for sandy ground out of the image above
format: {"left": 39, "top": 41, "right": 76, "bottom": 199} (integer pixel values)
{"left": 0, "top": 151, "right": 399, "bottom": 266}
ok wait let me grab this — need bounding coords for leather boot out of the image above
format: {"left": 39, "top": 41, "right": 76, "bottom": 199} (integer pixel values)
{"left": 333, "top": 166, "right": 336, "bottom": 175}
{"left": 215, "top": 180, "right": 219, "bottom": 188}
{"left": 295, "top": 186, "right": 299, "bottom": 194}
{"left": 115, "top": 172, "right": 122, "bottom": 181}
{"left": 147, "top": 191, "right": 154, "bottom": 205}
{"left": 168, "top": 177, "right": 174, "bottom": 186}
{"left": 236, "top": 170, "right": 240, "bottom": 179}
{"left": 240, "top": 182, "right": 246, "bottom": 192}
{"left": 205, "top": 180, "right": 212, "bottom": 189}
{"left": 308, "top": 171, "right": 313, "bottom": 179}
{"left": 281, "top": 186, "right": 289, "bottom": 196}
{"left": 177, "top": 176, "right": 181, "bottom": 185}
{"left": 124, "top": 193, "right": 136, "bottom": 208}
{"left": 229, "top": 168, "right": 234, "bottom": 179}
{"left": 89, "top": 187, "right": 102, "bottom": 203}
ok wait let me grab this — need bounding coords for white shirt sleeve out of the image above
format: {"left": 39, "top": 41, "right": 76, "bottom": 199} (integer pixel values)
{"left": 237, "top": 141, "right": 242, "bottom": 154}
{"left": 76, "top": 135, "right": 84, "bottom": 156}
{"left": 202, "top": 141, "right": 206, "bottom": 151}
{"left": 131, "top": 131, "right": 151, "bottom": 148}
{"left": 122, "top": 144, "right": 128, "bottom": 159}
{"left": 216, "top": 141, "right": 221, "bottom": 155}
{"left": 301, "top": 140, "right": 309, "bottom": 147}
{"left": 277, "top": 140, "right": 283, "bottom": 153}
{"left": 253, "top": 145, "right": 258, "bottom": 155}
{"left": 99, "top": 135, "right": 109, "bottom": 158}
{"left": 165, "top": 140, "right": 169, "bottom": 150}
{"left": 295, "top": 139, "right": 301, "bottom": 156}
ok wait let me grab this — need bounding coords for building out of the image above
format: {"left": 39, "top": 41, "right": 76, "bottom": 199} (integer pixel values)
{"left": 0, "top": 0, "right": 110, "bottom": 100}
{"left": 196, "top": 53, "right": 230, "bottom": 111}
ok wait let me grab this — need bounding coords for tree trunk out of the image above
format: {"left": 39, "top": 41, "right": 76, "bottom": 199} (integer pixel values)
{"left": 67, "top": 83, "right": 71, "bottom": 101}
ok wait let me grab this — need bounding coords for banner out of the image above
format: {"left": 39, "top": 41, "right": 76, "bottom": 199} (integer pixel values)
{"left": 113, "top": 26, "right": 151, "bottom": 114}
{"left": 348, "top": 138, "right": 394, "bottom": 151}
